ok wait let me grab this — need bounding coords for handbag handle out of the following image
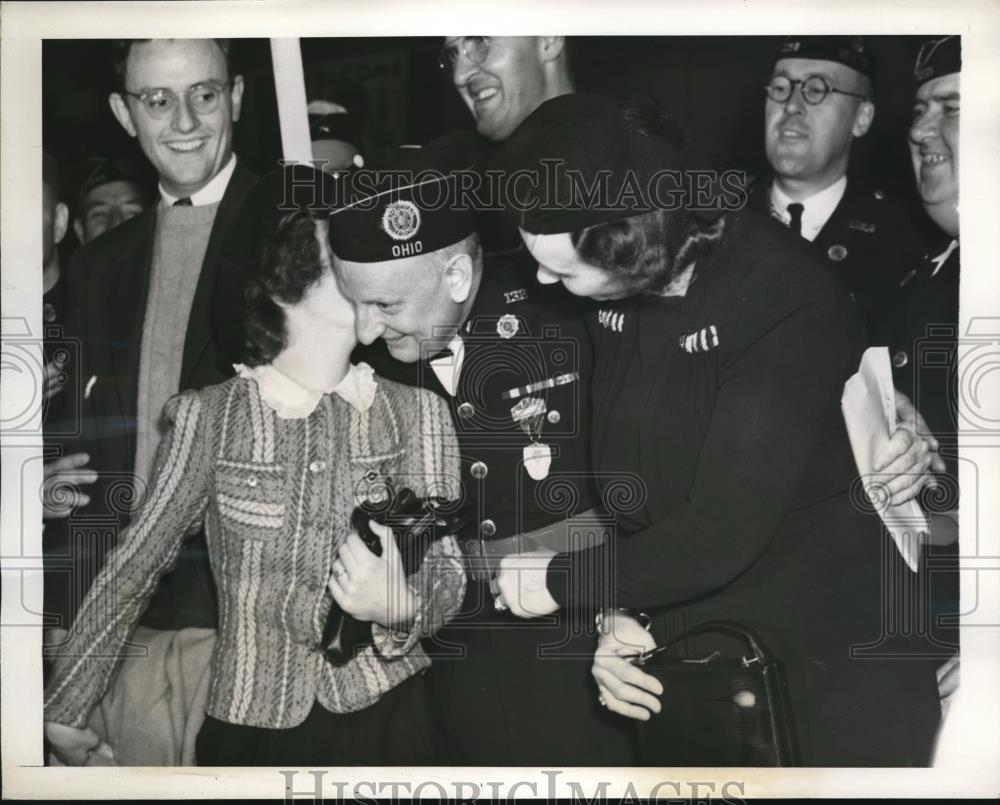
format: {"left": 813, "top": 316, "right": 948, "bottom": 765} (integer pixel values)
{"left": 659, "top": 619, "right": 773, "bottom": 664}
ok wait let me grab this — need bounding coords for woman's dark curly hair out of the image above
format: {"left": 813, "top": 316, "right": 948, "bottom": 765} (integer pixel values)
{"left": 240, "top": 210, "right": 328, "bottom": 367}
{"left": 570, "top": 101, "right": 728, "bottom": 296}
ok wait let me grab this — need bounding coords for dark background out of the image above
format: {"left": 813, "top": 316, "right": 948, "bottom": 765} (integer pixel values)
{"left": 43, "top": 36, "right": 933, "bottom": 233}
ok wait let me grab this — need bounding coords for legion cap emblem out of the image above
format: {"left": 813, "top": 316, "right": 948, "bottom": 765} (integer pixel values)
{"left": 381, "top": 200, "right": 421, "bottom": 241}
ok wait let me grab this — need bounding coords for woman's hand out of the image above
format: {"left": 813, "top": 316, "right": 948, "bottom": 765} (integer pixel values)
{"left": 328, "top": 520, "right": 415, "bottom": 629}
{"left": 591, "top": 611, "right": 663, "bottom": 721}
{"left": 494, "top": 548, "right": 559, "bottom": 619}
{"left": 45, "top": 721, "right": 113, "bottom": 766}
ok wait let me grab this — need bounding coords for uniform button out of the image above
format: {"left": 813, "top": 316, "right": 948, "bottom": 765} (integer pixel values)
{"left": 457, "top": 402, "right": 475, "bottom": 419}
{"left": 246, "top": 475, "right": 258, "bottom": 488}
{"left": 547, "top": 410, "right": 561, "bottom": 424}
{"left": 480, "top": 519, "right": 497, "bottom": 538}
{"left": 309, "top": 460, "right": 326, "bottom": 473}
{"left": 892, "top": 350, "right": 909, "bottom": 368}
{"left": 470, "top": 461, "right": 488, "bottom": 480}
{"left": 874, "top": 189, "right": 885, "bottom": 200}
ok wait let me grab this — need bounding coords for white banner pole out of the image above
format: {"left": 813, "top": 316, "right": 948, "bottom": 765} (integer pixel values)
{"left": 269, "top": 38, "right": 312, "bottom": 165}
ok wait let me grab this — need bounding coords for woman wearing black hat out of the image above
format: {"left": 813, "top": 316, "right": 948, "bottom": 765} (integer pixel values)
{"left": 491, "top": 93, "right": 942, "bottom": 765}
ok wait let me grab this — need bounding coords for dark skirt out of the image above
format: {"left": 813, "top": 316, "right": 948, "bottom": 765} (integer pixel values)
{"left": 195, "top": 672, "right": 439, "bottom": 766}
{"left": 423, "top": 580, "right": 635, "bottom": 766}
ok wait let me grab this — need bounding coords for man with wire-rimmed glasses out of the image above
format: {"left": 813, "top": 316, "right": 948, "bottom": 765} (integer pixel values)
{"left": 44, "top": 38, "right": 257, "bottom": 766}
{"left": 439, "top": 36, "right": 574, "bottom": 142}
{"left": 746, "top": 35, "right": 928, "bottom": 339}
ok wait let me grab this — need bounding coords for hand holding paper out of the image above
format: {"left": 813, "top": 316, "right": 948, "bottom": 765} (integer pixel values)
{"left": 842, "top": 347, "right": 930, "bottom": 572}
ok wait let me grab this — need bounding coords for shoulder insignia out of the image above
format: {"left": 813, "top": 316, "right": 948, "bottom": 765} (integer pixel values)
{"left": 827, "top": 244, "right": 848, "bottom": 262}
{"left": 848, "top": 220, "right": 876, "bottom": 234}
{"left": 679, "top": 324, "right": 719, "bottom": 353}
{"left": 504, "top": 288, "right": 528, "bottom": 304}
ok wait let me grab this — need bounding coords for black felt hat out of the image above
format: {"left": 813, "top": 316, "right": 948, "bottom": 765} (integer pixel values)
{"left": 490, "top": 92, "right": 722, "bottom": 235}
{"left": 774, "top": 35, "right": 875, "bottom": 80}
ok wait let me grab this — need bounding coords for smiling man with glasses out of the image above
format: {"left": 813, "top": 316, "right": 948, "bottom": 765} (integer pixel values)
{"left": 44, "top": 38, "right": 258, "bottom": 767}
{"left": 747, "top": 36, "right": 928, "bottom": 338}
{"left": 440, "top": 36, "right": 574, "bottom": 141}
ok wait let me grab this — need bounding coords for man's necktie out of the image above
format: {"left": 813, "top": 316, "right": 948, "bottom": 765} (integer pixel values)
{"left": 786, "top": 203, "right": 804, "bottom": 237}
{"left": 174, "top": 197, "right": 193, "bottom": 207}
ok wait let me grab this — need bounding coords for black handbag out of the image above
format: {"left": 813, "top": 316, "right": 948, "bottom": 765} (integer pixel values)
{"left": 633, "top": 620, "right": 800, "bottom": 766}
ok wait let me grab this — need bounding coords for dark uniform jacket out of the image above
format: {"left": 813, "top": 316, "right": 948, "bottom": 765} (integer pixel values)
{"left": 547, "top": 211, "right": 940, "bottom": 765}
{"left": 874, "top": 238, "right": 961, "bottom": 660}
{"left": 355, "top": 248, "right": 634, "bottom": 766}
{"left": 747, "top": 174, "right": 928, "bottom": 338}
{"left": 53, "top": 160, "right": 258, "bottom": 632}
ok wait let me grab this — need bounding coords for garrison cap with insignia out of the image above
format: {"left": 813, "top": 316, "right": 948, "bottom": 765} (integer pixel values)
{"left": 775, "top": 35, "right": 875, "bottom": 80}
{"left": 491, "top": 93, "right": 724, "bottom": 235}
{"left": 913, "top": 35, "right": 961, "bottom": 86}
{"left": 328, "top": 131, "right": 482, "bottom": 262}
{"left": 75, "top": 154, "right": 149, "bottom": 200}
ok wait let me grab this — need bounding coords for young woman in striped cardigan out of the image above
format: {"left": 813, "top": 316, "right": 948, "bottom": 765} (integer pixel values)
{"left": 44, "top": 206, "right": 466, "bottom": 766}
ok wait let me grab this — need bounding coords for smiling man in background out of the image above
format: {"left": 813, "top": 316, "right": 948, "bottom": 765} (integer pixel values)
{"left": 442, "top": 36, "right": 574, "bottom": 142}
{"left": 45, "top": 38, "right": 257, "bottom": 766}
{"left": 747, "top": 36, "right": 927, "bottom": 336}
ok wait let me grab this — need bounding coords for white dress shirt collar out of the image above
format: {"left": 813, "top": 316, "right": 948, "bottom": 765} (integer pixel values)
{"left": 235, "top": 361, "right": 378, "bottom": 419}
{"left": 930, "top": 238, "right": 959, "bottom": 277}
{"left": 159, "top": 153, "right": 237, "bottom": 208}
{"left": 429, "top": 334, "right": 466, "bottom": 397}
{"left": 770, "top": 175, "right": 848, "bottom": 242}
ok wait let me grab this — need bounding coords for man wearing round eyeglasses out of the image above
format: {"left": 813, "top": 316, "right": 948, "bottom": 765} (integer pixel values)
{"left": 747, "top": 36, "right": 927, "bottom": 338}
{"left": 45, "top": 38, "right": 257, "bottom": 767}
{"left": 440, "top": 36, "right": 574, "bottom": 142}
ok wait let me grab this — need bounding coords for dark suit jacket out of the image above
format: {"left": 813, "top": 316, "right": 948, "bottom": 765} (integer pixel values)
{"left": 746, "top": 174, "right": 928, "bottom": 338}
{"left": 56, "top": 159, "right": 258, "bottom": 630}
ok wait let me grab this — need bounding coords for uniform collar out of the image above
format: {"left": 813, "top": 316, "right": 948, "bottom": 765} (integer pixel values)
{"left": 770, "top": 175, "right": 847, "bottom": 242}
{"left": 159, "top": 153, "right": 237, "bottom": 208}
{"left": 235, "top": 361, "right": 377, "bottom": 418}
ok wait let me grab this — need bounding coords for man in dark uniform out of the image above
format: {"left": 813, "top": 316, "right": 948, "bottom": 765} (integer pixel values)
{"left": 330, "top": 133, "right": 633, "bottom": 765}
{"left": 747, "top": 36, "right": 927, "bottom": 337}
{"left": 876, "top": 36, "right": 962, "bottom": 709}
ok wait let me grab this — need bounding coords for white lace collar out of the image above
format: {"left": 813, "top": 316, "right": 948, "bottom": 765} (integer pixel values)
{"left": 234, "top": 361, "right": 377, "bottom": 419}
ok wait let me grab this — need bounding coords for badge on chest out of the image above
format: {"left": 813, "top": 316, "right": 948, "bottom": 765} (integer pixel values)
{"left": 510, "top": 396, "right": 552, "bottom": 480}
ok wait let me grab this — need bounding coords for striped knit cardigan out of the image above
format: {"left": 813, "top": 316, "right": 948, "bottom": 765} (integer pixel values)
{"left": 44, "top": 373, "right": 465, "bottom": 729}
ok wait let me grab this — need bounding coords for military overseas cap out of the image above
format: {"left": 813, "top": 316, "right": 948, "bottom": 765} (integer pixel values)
{"left": 327, "top": 131, "right": 482, "bottom": 262}
{"left": 914, "top": 35, "right": 961, "bottom": 86}
{"left": 775, "top": 35, "right": 875, "bottom": 80}
{"left": 77, "top": 154, "right": 148, "bottom": 200}
{"left": 308, "top": 100, "right": 362, "bottom": 149}
{"left": 490, "top": 92, "right": 722, "bottom": 236}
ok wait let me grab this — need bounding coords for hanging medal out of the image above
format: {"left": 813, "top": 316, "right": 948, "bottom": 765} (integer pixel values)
{"left": 510, "top": 397, "right": 551, "bottom": 481}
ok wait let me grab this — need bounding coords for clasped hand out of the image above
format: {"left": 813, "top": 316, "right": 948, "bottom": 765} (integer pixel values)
{"left": 493, "top": 548, "right": 559, "bottom": 618}
{"left": 873, "top": 390, "right": 947, "bottom": 506}
{"left": 327, "top": 520, "right": 415, "bottom": 629}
